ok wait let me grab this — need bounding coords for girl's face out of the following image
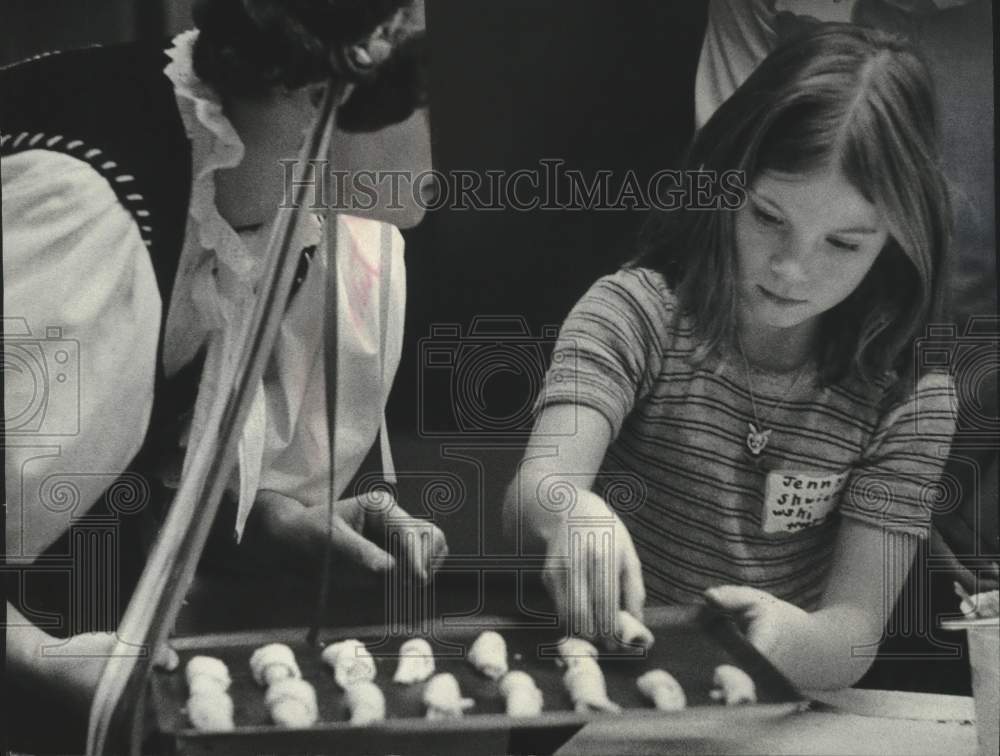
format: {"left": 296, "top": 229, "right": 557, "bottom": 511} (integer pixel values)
{"left": 735, "top": 167, "right": 889, "bottom": 333}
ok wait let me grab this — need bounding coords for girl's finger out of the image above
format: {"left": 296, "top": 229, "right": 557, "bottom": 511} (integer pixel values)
{"left": 704, "top": 586, "right": 782, "bottom": 652}
{"left": 592, "top": 533, "right": 618, "bottom": 642}
{"left": 704, "top": 585, "right": 773, "bottom": 613}
{"left": 571, "top": 534, "right": 593, "bottom": 637}
{"left": 620, "top": 546, "right": 647, "bottom": 624}
{"left": 743, "top": 613, "right": 781, "bottom": 656}
{"left": 585, "top": 541, "right": 600, "bottom": 641}
{"left": 543, "top": 550, "right": 570, "bottom": 628}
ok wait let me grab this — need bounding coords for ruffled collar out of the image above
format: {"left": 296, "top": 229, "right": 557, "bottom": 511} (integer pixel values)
{"left": 161, "top": 30, "right": 322, "bottom": 376}
{"left": 164, "top": 29, "right": 255, "bottom": 281}
{"left": 160, "top": 31, "right": 325, "bottom": 538}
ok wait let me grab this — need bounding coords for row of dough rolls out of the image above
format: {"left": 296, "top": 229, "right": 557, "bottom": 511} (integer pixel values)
{"left": 182, "top": 617, "right": 756, "bottom": 731}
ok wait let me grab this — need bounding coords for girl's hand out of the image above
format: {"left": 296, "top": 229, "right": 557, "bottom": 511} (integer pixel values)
{"left": 704, "top": 585, "right": 816, "bottom": 675}
{"left": 254, "top": 489, "right": 448, "bottom": 582}
{"left": 540, "top": 489, "right": 646, "bottom": 646}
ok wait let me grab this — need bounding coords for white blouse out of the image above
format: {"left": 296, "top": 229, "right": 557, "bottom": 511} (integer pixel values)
{"left": 3, "top": 149, "right": 162, "bottom": 560}
{"left": 3, "top": 31, "right": 404, "bottom": 557}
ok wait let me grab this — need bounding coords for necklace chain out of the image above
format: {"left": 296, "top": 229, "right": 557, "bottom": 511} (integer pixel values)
{"left": 736, "top": 333, "right": 808, "bottom": 456}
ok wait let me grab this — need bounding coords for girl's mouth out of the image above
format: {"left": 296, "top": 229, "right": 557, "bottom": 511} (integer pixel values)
{"left": 758, "top": 285, "right": 807, "bottom": 306}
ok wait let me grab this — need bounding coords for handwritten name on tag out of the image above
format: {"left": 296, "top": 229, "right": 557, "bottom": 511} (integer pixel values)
{"left": 762, "top": 470, "right": 848, "bottom": 534}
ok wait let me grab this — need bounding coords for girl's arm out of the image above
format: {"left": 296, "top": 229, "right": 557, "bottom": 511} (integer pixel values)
{"left": 711, "top": 371, "right": 955, "bottom": 690}
{"left": 709, "top": 519, "right": 917, "bottom": 690}
{"left": 506, "top": 268, "right": 670, "bottom": 638}
{"left": 504, "top": 404, "right": 647, "bottom": 637}
{"left": 503, "top": 405, "right": 609, "bottom": 543}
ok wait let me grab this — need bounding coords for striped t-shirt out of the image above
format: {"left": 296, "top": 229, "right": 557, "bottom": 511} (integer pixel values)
{"left": 536, "top": 267, "right": 956, "bottom": 610}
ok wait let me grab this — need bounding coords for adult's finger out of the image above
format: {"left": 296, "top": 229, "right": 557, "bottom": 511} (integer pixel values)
{"left": 357, "top": 492, "right": 432, "bottom": 578}
{"left": 415, "top": 522, "right": 450, "bottom": 578}
{"left": 412, "top": 528, "right": 434, "bottom": 583}
{"left": 329, "top": 517, "right": 396, "bottom": 574}
{"left": 385, "top": 510, "right": 444, "bottom": 583}
{"left": 153, "top": 643, "right": 180, "bottom": 672}
{"left": 429, "top": 524, "right": 449, "bottom": 571}
{"left": 333, "top": 496, "right": 368, "bottom": 533}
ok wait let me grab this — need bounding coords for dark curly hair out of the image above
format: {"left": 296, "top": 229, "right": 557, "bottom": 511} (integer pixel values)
{"left": 191, "top": 0, "right": 427, "bottom": 131}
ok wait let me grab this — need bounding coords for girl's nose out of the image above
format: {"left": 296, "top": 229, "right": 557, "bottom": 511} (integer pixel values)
{"left": 768, "top": 237, "right": 810, "bottom": 284}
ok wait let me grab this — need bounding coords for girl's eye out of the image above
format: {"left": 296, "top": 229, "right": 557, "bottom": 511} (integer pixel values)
{"left": 828, "top": 237, "right": 861, "bottom": 252}
{"left": 752, "top": 205, "right": 783, "bottom": 226}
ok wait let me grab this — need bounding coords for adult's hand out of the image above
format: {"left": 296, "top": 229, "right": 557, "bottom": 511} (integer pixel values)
{"left": 254, "top": 488, "right": 448, "bottom": 581}
{"left": 7, "top": 604, "right": 178, "bottom": 711}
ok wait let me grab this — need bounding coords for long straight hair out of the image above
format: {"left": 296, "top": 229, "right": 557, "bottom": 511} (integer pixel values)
{"left": 635, "top": 24, "right": 952, "bottom": 388}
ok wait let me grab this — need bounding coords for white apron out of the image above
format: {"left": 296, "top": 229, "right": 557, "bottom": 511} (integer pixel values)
{"left": 232, "top": 213, "right": 404, "bottom": 540}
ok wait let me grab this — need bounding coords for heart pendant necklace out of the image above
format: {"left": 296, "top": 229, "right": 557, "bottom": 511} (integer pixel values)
{"left": 737, "top": 333, "right": 808, "bottom": 457}
{"left": 746, "top": 423, "right": 772, "bottom": 456}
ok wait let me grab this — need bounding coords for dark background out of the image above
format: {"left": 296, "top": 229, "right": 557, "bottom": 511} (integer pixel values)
{"left": 0, "top": 0, "right": 707, "bottom": 545}
{"left": 1, "top": 2, "right": 992, "bottom": 460}
{"left": 0, "top": 0, "right": 705, "bottom": 393}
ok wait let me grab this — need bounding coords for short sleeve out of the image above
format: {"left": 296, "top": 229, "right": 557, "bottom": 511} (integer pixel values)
{"left": 841, "top": 372, "right": 958, "bottom": 539}
{"left": 534, "top": 268, "right": 672, "bottom": 440}
{"left": 3, "top": 150, "right": 161, "bottom": 558}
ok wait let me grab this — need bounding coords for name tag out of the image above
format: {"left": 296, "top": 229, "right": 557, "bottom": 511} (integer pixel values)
{"left": 761, "top": 470, "right": 848, "bottom": 534}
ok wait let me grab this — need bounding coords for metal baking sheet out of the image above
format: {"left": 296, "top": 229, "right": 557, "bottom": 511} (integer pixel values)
{"left": 150, "top": 604, "right": 804, "bottom": 755}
